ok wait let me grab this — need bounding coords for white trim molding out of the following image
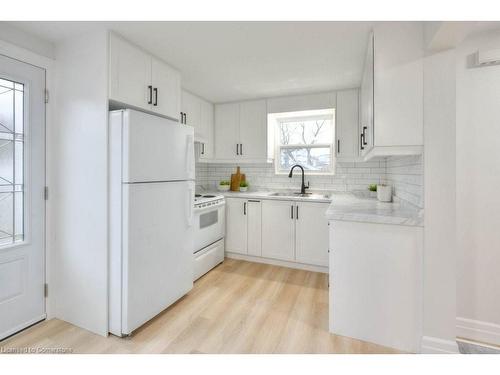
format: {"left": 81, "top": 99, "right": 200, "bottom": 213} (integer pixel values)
{"left": 225, "top": 252, "right": 328, "bottom": 274}
{"left": 456, "top": 317, "right": 500, "bottom": 347}
{"left": 421, "top": 336, "right": 459, "bottom": 354}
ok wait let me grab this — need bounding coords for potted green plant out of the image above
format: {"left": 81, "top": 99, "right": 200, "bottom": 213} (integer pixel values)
{"left": 368, "top": 184, "right": 377, "bottom": 198}
{"left": 239, "top": 180, "right": 249, "bottom": 192}
{"left": 218, "top": 180, "right": 230, "bottom": 192}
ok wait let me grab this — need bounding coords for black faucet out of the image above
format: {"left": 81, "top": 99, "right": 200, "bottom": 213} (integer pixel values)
{"left": 288, "top": 164, "right": 310, "bottom": 194}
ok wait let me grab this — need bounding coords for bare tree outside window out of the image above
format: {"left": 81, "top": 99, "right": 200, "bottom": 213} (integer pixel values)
{"left": 275, "top": 112, "right": 334, "bottom": 173}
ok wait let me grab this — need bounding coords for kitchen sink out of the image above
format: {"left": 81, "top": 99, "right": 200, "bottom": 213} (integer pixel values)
{"left": 269, "top": 192, "right": 331, "bottom": 200}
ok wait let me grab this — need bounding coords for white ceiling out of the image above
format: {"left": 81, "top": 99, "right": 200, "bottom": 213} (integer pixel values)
{"left": 8, "top": 21, "right": 375, "bottom": 103}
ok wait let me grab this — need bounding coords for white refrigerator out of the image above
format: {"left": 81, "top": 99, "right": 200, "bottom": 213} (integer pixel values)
{"left": 109, "top": 109, "right": 195, "bottom": 336}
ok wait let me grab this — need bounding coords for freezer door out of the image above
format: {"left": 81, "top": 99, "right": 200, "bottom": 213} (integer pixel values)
{"left": 121, "top": 180, "right": 194, "bottom": 334}
{"left": 119, "top": 109, "right": 195, "bottom": 182}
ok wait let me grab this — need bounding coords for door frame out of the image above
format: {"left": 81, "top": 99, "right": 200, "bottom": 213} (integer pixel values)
{"left": 0, "top": 38, "right": 55, "bottom": 320}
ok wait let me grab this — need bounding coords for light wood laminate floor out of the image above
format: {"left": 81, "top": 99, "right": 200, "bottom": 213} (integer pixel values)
{"left": 1, "top": 259, "right": 400, "bottom": 354}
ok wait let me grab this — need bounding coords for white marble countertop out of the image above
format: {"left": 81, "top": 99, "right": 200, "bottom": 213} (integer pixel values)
{"left": 202, "top": 189, "right": 333, "bottom": 203}
{"left": 325, "top": 192, "right": 423, "bottom": 227}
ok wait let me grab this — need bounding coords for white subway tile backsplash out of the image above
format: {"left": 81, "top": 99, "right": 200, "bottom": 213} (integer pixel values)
{"left": 196, "top": 154, "right": 423, "bottom": 208}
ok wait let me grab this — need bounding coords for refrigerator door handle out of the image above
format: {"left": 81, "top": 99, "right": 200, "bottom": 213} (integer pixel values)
{"left": 186, "top": 134, "right": 194, "bottom": 178}
{"left": 187, "top": 183, "right": 194, "bottom": 227}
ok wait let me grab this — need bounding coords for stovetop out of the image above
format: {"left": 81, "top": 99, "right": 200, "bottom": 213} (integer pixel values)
{"left": 194, "top": 193, "right": 225, "bottom": 207}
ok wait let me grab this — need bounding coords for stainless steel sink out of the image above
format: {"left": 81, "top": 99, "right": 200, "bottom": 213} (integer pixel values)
{"left": 269, "top": 192, "right": 331, "bottom": 200}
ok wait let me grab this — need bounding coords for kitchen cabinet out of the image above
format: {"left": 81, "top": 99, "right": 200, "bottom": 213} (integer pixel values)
{"left": 181, "top": 90, "right": 215, "bottom": 159}
{"left": 329, "top": 220, "right": 423, "bottom": 352}
{"left": 109, "top": 33, "right": 181, "bottom": 121}
{"left": 214, "top": 103, "right": 240, "bottom": 159}
{"left": 295, "top": 202, "right": 329, "bottom": 266}
{"left": 225, "top": 198, "right": 262, "bottom": 256}
{"left": 238, "top": 100, "right": 268, "bottom": 159}
{"left": 246, "top": 200, "right": 262, "bottom": 257}
{"left": 181, "top": 90, "right": 201, "bottom": 133}
{"left": 214, "top": 100, "right": 267, "bottom": 162}
{"left": 360, "top": 33, "right": 374, "bottom": 157}
{"left": 225, "top": 197, "right": 330, "bottom": 269}
{"left": 199, "top": 100, "right": 214, "bottom": 159}
{"left": 150, "top": 58, "right": 181, "bottom": 120}
{"left": 261, "top": 200, "right": 295, "bottom": 262}
{"left": 336, "top": 89, "right": 360, "bottom": 161}
{"left": 358, "top": 23, "right": 424, "bottom": 160}
{"left": 225, "top": 198, "right": 247, "bottom": 255}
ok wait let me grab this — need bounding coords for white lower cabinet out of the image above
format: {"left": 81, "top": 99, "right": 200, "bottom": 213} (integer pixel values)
{"left": 295, "top": 202, "right": 330, "bottom": 266}
{"left": 226, "top": 198, "right": 329, "bottom": 269}
{"left": 329, "top": 220, "right": 423, "bottom": 353}
{"left": 246, "top": 200, "right": 262, "bottom": 256}
{"left": 225, "top": 198, "right": 248, "bottom": 255}
{"left": 261, "top": 200, "right": 296, "bottom": 262}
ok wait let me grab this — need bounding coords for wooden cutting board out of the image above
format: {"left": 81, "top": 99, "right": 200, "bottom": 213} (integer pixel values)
{"left": 230, "top": 166, "right": 245, "bottom": 191}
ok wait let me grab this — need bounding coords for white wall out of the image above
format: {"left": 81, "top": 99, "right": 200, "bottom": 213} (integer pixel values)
{"left": 455, "top": 29, "right": 500, "bottom": 345}
{"left": 51, "top": 31, "right": 109, "bottom": 336}
{"left": 421, "top": 49, "right": 458, "bottom": 353}
{"left": 0, "top": 23, "right": 55, "bottom": 59}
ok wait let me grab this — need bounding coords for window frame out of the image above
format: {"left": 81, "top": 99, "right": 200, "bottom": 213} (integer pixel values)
{"left": 272, "top": 111, "right": 335, "bottom": 175}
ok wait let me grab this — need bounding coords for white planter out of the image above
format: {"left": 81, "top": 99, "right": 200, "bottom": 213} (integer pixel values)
{"left": 377, "top": 185, "right": 392, "bottom": 202}
{"left": 240, "top": 187, "right": 248, "bottom": 192}
{"left": 218, "top": 185, "right": 230, "bottom": 192}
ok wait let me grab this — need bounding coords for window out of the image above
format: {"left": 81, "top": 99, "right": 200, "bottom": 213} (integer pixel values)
{"left": 0, "top": 77, "right": 24, "bottom": 246}
{"left": 268, "top": 109, "right": 335, "bottom": 174}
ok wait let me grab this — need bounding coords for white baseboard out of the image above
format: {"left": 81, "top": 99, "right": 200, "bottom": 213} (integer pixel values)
{"left": 456, "top": 317, "right": 500, "bottom": 346}
{"left": 421, "top": 336, "right": 459, "bottom": 354}
{"left": 225, "top": 252, "right": 328, "bottom": 273}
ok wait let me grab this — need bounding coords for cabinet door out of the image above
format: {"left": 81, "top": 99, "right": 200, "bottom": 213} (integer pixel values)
{"left": 199, "top": 100, "right": 214, "bottom": 159}
{"left": 239, "top": 100, "right": 267, "bottom": 159}
{"left": 373, "top": 23, "right": 423, "bottom": 147}
{"left": 295, "top": 202, "right": 329, "bottom": 267}
{"left": 225, "top": 198, "right": 247, "bottom": 255}
{"left": 109, "top": 34, "right": 152, "bottom": 110}
{"left": 336, "top": 89, "right": 360, "bottom": 160}
{"left": 247, "top": 200, "right": 262, "bottom": 257}
{"left": 151, "top": 57, "right": 181, "bottom": 121}
{"left": 181, "top": 90, "right": 201, "bottom": 132}
{"left": 215, "top": 103, "right": 239, "bottom": 159}
{"left": 360, "top": 33, "right": 374, "bottom": 156}
{"left": 261, "top": 200, "right": 295, "bottom": 261}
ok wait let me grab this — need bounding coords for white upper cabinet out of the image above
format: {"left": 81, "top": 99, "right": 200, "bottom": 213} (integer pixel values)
{"left": 238, "top": 100, "right": 267, "bottom": 159}
{"left": 180, "top": 90, "right": 215, "bottom": 158}
{"left": 181, "top": 90, "right": 201, "bottom": 133}
{"left": 373, "top": 22, "right": 423, "bottom": 149}
{"left": 336, "top": 89, "right": 360, "bottom": 161}
{"left": 199, "top": 100, "right": 214, "bottom": 159}
{"left": 214, "top": 103, "right": 240, "bottom": 159}
{"left": 109, "top": 33, "right": 181, "bottom": 121}
{"left": 360, "top": 33, "right": 374, "bottom": 157}
{"left": 359, "top": 23, "right": 424, "bottom": 160}
{"left": 109, "top": 34, "right": 152, "bottom": 109}
{"left": 214, "top": 100, "right": 268, "bottom": 162}
{"left": 151, "top": 57, "right": 181, "bottom": 120}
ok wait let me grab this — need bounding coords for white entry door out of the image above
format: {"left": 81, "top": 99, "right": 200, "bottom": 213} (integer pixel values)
{"left": 0, "top": 55, "right": 46, "bottom": 340}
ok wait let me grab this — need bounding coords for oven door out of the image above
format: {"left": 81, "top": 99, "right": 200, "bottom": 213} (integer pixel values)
{"left": 193, "top": 203, "right": 225, "bottom": 253}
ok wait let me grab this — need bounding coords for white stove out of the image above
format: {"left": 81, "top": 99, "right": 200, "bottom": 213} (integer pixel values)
{"left": 192, "top": 193, "right": 226, "bottom": 281}
{"left": 194, "top": 193, "right": 225, "bottom": 208}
